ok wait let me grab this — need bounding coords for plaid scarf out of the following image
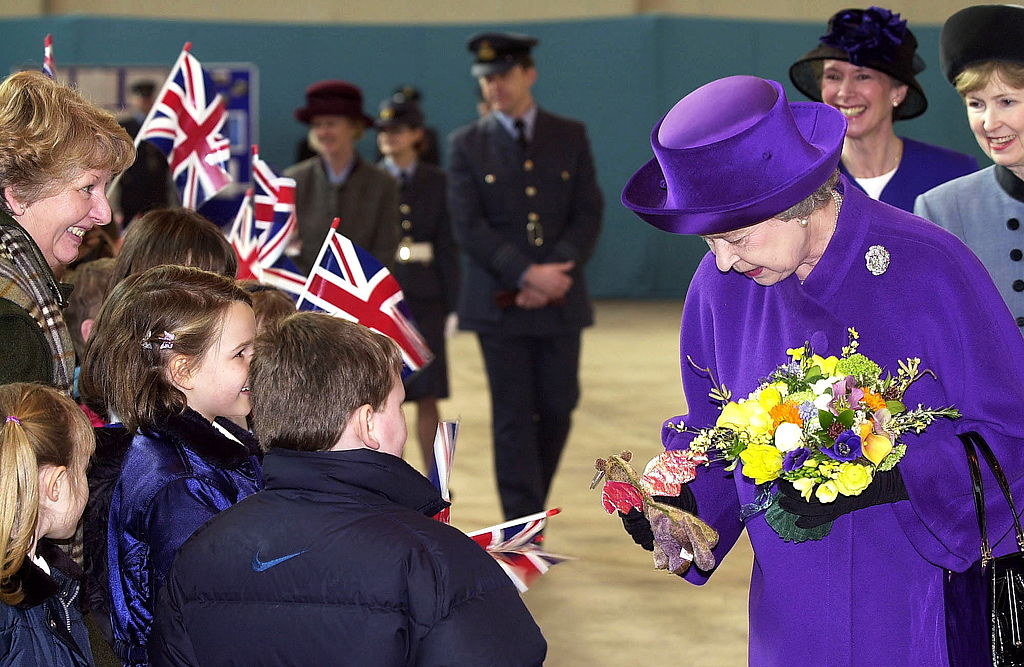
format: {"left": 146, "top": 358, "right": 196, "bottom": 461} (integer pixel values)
{"left": 0, "top": 212, "right": 75, "bottom": 392}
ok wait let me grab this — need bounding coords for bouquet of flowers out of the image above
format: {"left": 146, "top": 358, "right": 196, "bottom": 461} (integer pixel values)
{"left": 669, "top": 328, "right": 960, "bottom": 541}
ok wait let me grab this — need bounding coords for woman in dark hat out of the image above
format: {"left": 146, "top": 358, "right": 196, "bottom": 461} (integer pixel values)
{"left": 285, "top": 80, "right": 401, "bottom": 273}
{"left": 618, "top": 75, "right": 1024, "bottom": 664}
{"left": 375, "top": 96, "right": 458, "bottom": 469}
{"left": 790, "top": 6, "right": 977, "bottom": 212}
{"left": 915, "top": 4, "right": 1024, "bottom": 333}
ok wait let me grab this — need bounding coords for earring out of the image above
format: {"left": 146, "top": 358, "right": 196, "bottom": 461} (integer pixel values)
{"left": 892, "top": 99, "right": 899, "bottom": 107}
{"left": 798, "top": 218, "right": 809, "bottom": 228}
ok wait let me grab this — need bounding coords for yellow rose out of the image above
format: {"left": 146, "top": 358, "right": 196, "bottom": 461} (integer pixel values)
{"left": 811, "top": 354, "right": 839, "bottom": 376}
{"left": 717, "top": 400, "right": 774, "bottom": 438}
{"left": 833, "top": 463, "right": 873, "bottom": 496}
{"left": 815, "top": 480, "right": 839, "bottom": 503}
{"left": 792, "top": 477, "right": 817, "bottom": 501}
{"left": 739, "top": 444, "right": 783, "bottom": 485}
{"left": 862, "top": 433, "right": 893, "bottom": 465}
{"left": 757, "top": 386, "right": 783, "bottom": 411}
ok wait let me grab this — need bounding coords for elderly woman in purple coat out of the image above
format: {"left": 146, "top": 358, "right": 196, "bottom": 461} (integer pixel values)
{"left": 618, "top": 75, "right": 1024, "bottom": 665}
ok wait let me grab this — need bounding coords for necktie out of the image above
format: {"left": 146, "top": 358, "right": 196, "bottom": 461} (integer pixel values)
{"left": 399, "top": 170, "right": 410, "bottom": 192}
{"left": 514, "top": 118, "right": 528, "bottom": 151}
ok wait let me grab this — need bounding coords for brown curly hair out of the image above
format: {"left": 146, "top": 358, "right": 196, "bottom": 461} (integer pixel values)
{"left": 0, "top": 71, "right": 134, "bottom": 212}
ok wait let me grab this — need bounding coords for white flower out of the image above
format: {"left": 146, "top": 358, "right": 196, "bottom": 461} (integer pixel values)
{"left": 773, "top": 422, "right": 803, "bottom": 452}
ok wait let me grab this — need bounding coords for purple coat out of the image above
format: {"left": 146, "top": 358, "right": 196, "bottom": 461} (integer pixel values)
{"left": 665, "top": 179, "right": 1024, "bottom": 665}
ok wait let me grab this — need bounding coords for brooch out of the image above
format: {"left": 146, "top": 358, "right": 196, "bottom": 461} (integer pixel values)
{"left": 864, "top": 245, "right": 890, "bottom": 276}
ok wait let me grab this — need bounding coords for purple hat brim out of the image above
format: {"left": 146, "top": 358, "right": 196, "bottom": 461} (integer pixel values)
{"left": 621, "top": 102, "right": 846, "bottom": 236}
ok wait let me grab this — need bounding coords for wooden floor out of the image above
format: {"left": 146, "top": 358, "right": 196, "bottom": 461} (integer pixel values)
{"left": 419, "top": 300, "right": 752, "bottom": 666}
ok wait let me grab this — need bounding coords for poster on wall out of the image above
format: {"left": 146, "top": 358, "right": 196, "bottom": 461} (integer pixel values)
{"left": 44, "top": 63, "right": 258, "bottom": 227}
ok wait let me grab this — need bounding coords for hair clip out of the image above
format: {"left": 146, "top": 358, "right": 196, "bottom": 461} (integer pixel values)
{"left": 5, "top": 416, "right": 21, "bottom": 425}
{"left": 142, "top": 330, "right": 176, "bottom": 351}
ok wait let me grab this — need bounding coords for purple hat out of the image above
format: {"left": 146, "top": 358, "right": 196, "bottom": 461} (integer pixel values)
{"left": 295, "top": 80, "right": 373, "bottom": 126}
{"left": 621, "top": 76, "right": 846, "bottom": 236}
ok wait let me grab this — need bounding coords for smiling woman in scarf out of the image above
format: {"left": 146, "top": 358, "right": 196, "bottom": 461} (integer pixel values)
{"left": 0, "top": 71, "right": 134, "bottom": 391}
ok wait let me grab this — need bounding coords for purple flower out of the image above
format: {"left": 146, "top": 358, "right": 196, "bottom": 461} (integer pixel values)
{"left": 820, "top": 6, "right": 907, "bottom": 66}
{"left": 823, "top": 430, "right": 862, "bottom": 462}
{"left": 782, "top": 448, "right": 810, "bottom": 472}
{"left": 830, "top": 376, "right": 864, "bottom": 412}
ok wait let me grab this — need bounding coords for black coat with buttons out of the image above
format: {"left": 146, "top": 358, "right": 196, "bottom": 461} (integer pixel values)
{"left": 446, "top": 108, "right": 603, "bottom": 336}
{"left": 384, "top": 162, "right": 459, "bottom": 312}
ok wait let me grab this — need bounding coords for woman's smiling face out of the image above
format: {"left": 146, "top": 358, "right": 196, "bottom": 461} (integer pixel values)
{"left": 965, "top": 71, "right": 1024, "bottom": 175}
{"left": 820, "top": 60, "right": 906, "bottom": 141}
{"left": 7, "top": 168, "right": 114, "bottom": 269}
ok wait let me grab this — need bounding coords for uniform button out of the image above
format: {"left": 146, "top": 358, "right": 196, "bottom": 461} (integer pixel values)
{"left": 1013, "top": 249, "right": 1023, "bottom": 261}
{"left": 1014, "top": 280, "right": 1024, "bottom": 292}
{"left": 527, "top": 212, "right": 539, "bottom": 222}
{"left": 399, "top": 204, "right": 411, "bottom": 215}
{"left": 1009, "top": 218, "right": 1021, "bottom": 230}
{"left": 561, "top": 170, "right": 571, "bottom": 181}
{"left": 523, "top": 159, "right": 534, "bottom": 171}
{"left": 1017, "top": 317, "right": 1024, "bottom": 328}
{"left": 484, "top": 174, "right": 496, "bottom": 184}
{"left": 525, "top": 186, "right": 537, "bottom": 197}
{"left": 402, "top": 220, "right": 412, "bottom": 231}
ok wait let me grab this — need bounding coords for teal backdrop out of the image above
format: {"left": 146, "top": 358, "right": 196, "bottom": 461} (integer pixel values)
{"left": 0, "top": 14, "right": 981, "bottom": 299}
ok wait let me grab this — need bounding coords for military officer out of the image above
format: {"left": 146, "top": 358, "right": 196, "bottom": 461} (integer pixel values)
{"left": 447, "top": 31, "right": 603, "bottom": 521}
{"left": 376, "top": 96, "right": 459, "bottom": 467}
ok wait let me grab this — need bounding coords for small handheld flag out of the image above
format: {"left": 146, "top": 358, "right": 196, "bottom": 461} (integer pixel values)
{"left": 42, "top": 35, "right": 56, "bottom": 79}
{"left": 135, "top": 43, "right": 232, "bottom": 210}
{"left": 296, "top": 218, "right": 433, "bottom": 373}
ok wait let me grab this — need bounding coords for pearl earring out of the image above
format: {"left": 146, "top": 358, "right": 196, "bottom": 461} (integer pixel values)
{"left": 798, "top": 218, "right": 809, "bottom": 228}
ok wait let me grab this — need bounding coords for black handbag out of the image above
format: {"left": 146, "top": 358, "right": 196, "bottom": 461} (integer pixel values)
{"left": 945, "top": 431, "right": 1024, "bottom": 667}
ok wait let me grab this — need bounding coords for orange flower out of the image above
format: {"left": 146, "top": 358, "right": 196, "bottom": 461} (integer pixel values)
{"left": 770, "top": 402, "right": 803, "bottom": 428}
{"left": 861, "top": 388, "right": 887, "bottom": 412}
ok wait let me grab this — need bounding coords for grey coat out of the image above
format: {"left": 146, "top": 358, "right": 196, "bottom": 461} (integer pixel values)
{"left": 285, "top": 156, "right": 401, "bottom": 274}
{"left": 915, "top": 165, "right": 1024, "bottom": 329}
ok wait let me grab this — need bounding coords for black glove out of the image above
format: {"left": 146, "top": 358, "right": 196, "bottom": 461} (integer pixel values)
{"left": 777, "top": 468, "right": 908, "bottom": 529}
{"left": 618, "top": 487, "right": 698, "bottom": 551}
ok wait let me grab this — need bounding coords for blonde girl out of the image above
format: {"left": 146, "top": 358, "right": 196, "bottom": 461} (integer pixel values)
{"left": 80, "top": 264, "right": 263, "bottom": 664}
{"left": 0, "top": 382, "right": 96, "bottom": 666}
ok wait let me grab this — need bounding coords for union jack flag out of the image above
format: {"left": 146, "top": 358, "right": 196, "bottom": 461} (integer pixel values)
{"left": 428, "top": 420, "right": 459, "bottom": 524}
{"left": 296, "top": 219, "right": 432, "bottom": 372}
{"left": 227, "top": 185, "right": 305, "bottom": 297}
{"left": 227, "top": 146, "right": 304, "bottom": 296}
{"left": 41, "top": 35, "right": 55, "bottom": 79}
{"left": 466, "top": 509, "right": 570, "bottom": 592}
{"left": 136, "top": 43, "right": 232, "bottom": 209}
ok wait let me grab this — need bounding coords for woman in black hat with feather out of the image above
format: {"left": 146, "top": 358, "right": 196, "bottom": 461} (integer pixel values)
{"left": 790, "top": 6, "right": 977, "bottom": 212}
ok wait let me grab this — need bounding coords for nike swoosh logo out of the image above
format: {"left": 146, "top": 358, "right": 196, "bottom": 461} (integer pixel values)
{"left": 251, "top": 549, "right": 308, "bottom": 572}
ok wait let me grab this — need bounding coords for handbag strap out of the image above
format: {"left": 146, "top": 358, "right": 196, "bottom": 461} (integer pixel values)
{"left": 958, "top": 431, "right": 1024, "bottom": 565}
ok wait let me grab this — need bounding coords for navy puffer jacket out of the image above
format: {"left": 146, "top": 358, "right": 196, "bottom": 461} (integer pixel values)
{"left": 150, "top": 447, "right": 547, "bottom": 666}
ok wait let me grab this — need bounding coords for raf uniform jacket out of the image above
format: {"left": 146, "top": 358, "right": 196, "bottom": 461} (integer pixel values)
{"left": 382, "top": 161, "right": 459, "bottom": 312}
{"left": 447, "top": 108, "right": 603, "bottom": 336}
{"left": 915, "top": 165, "right": 1024, "bottom": 330}
{"left": 285, "top": 156, "right": 402, "bottom": 274}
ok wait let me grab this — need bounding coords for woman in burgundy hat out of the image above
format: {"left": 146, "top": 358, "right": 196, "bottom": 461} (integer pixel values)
{"left": 285, "top": 80, "right": 401, "bottom": 274}
{"left": 618, "top": 74, "right": 1024, "bottom": 665}
{"left": 789, "top": 6, "right": 977, "bottom": 212}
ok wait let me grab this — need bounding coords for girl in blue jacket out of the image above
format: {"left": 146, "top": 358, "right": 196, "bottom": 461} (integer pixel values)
{"left": 0, "top": 383, "right": 97, "bottom": 666}
{"left": 80, "top": 265, "right": 264, "bottom": 665}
